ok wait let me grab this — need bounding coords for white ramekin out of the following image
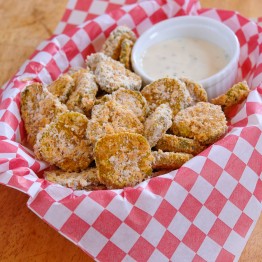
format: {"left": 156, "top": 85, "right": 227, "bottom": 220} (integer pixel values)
{"left": 131, "top": 16, "right": 240, "bottom": 99}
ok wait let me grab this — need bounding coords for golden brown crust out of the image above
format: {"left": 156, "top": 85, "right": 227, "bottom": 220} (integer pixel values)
{"left": 152, "top": 150, "right": 193, "bottom": 170}
{"left": 94, "top": 132, "right": 154, "bottom": 189}
{"left": 95, "top": 57, "right": 142, "bottom": 93}
{"left": 171, "top": 102, "right": 227, "bottom": 145}
{"left": 144, "top": 104, "right": 173, "bottom": 147}
{"left": 66, "top": 72, "right": 98, "bottom": 116}
{"left": 47, "top": 74, "right": 74, "bottom": 103}
{"left": 156, "top": 134, "right": 206, "bottom": 155}
{"left": 112, "top": 88, "right": 149, "bottom": 122}
{"left": 44, "top": 168, "right": 106, "bottom": 190}
{"left": 87, "top": 100, "right": 144, "bottom": 145}
{"left": 119, "top": 38, "right": 134, "bottom": 70}
{"left": 34, "top": 111, "right": 93, "bottom": 172}
{"left": 86, "top": 52, "right": 109, "bottom": 72}
{"left": 211, "top": 81, "right": 250, "bottom": 109}
{"left": 102, "top": 26, "right": 136, "bottom": 60}
{"left": 141, "top": 78, "right": 192, "bottom": 116}
{"left": 180, "top": 77, "right": 208, "bottom": 104}
{"left": 21, "top": 83, "right": 68, "bottom": 146}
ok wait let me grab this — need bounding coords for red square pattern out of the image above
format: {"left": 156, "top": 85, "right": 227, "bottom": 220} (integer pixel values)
{"left": 0, "top": 110, "right": 19, "bottom": 131}
{"left": 45, "top": 59, "right": 63, "bottom": 81}
{"left": 247, "top": 149, "right": 262, "bottom": 175}
{"left": 128, "top": 236, "right": 155, "bottom": 261}
{"left": 208, "top": 218, "right": 232, "bottom": 246}
{"left": 254, "top": 180, "right": 262, "bottom": 202}
{"left": 92, "top": 210, "right": 122, "bottom": 239}
{"left": 216, "top": 248, "right": 235, "bottom": 261}
{"left": 149, "top": 8, "right": 168, "bottom": 24}
{"left": 122, "top": 187, "right": 143, "bottom": 205}
{"left": 233, "top": 212, "right": 253, "bottom": 237}
{"left": 241, "top": 126, "right": 262, "bottom": 147}
{"left": 129, "top": 6, "right": 148, "bottom": 25}
{"left": 29, "top": 190, "right": 54, "bottom": 217}
{"left": 146, "top": 177, "right": 172, "bottom": 197}
{"left": 179, "top": 194, "right": 202, "bottom": 222}
{"left": 157, "top": 231, "right": 180, "bottom": 259}
{"left": 246, "top": 102, "right": 262, "bottom": 115}
{"left": 62, "top": 40, "right": 80, "bottom": 61}
{"left": 7, "top": 174, "right": 33, "bottom": 193}
{"left": 97, "top": 241, "right": 126, "bottom": 261}
{"left": 60, "top": 213, "right": 90, "bottom": 242}
{"left": 200, "top": 159, "right": 223, "bottom": 186}
{"left": 154, "top": 199, "right": 177, "bottom": 227}
{"left": 124, "top": 206, "right": 152, "bottom": 234}
{"left": 224, "top": 153, "right": 246, "bottom": 181}
{"left": 174, "top": 167, "right": 198, "bottom": 191}
{"left": 75, "top": 0, "right": 92, "bottom": 12}
{"left": 205, "top": 188, "right": 227, "bottom": 216}
{"left": 88, "top": 190, "right": 117, "bottom": 208}
{"left": 182, "top": 224, "right": 206, "bottom": 252}
{"left": 83, "top": 21, "right": 102, "bottom": 41}
{"left": 59, "top": 194, "right": 86, "bottom": 211}
{"left": 229, "top": 183, "right": 252, "bottom": 210}
{"left": 192, "top": 254, "right": 206, "bottom": 262}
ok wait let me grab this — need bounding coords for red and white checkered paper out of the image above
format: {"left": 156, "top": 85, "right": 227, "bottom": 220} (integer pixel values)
{"left": 1, "top": 0, "right": 262, "bottom": 261}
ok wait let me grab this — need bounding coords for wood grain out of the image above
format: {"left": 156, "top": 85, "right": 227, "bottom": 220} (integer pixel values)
{"left": 0, "top": 0, "right": 261, "bottom": 261}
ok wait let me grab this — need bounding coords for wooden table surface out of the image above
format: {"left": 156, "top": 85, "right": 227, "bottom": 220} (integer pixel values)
{"left": 0, "top": 0, "right": 261, "bottom": 261}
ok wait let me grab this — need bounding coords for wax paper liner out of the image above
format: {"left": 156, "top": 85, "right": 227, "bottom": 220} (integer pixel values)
{"left": 0, "top": 0, "right": 262, "bottom": 261}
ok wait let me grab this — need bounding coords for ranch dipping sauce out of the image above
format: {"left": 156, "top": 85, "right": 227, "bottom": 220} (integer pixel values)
{"left": 141, "top": 37, "right": 230, "bottom": 81}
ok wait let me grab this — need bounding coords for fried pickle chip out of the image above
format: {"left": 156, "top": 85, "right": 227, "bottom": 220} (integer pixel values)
{"left": 171, "top": 102, "right": 227, "bottom": 145}
{"left": 112, "top": 88, "right": 149, "bottom": 122}
{"left": 156, "top": 134, "right": 206, "bottom": 155}
{"left": 211, "top": 81, "right": 250, "bottom": 110}
{"left": 95, "top": 58, "right": 142, "bottom": 93}
{"left": 34, "top": 111, "right": 93, "bottom": 172}
{"left": 21, "top": 83, "right": 68, "bottom": 146}
{"left": 94, "top": 132, "right": 154, "bottom": 189}
{"left": 141, "top": 78, "right": 192, "bottom": 116}
{"left": 68, "top": 67, "right": 90, "bottom": 86}
{"left": 119, "top": 38, "right": 134, "bottom": 70}
{"left": 47, "top": 74, "right": 74, "bottom": 103}
{"left": 102, "top": 26, "right": 136, "bottom": 60}
{"left": 44, "top": 168, "right": 106, "bottom": 190}
{"left": 87, "top": 100, "right": 144, "bottom": 144}
{"left": 86, "top": 52, "right": 109, "bottom": 72}
{"left": 144, "top": 104, "right": 173, "bottom": 147}
{"left": 180, "top": 77, "right": 208, "bottom": 104}
{"left": 66, "top": 72, "right": 98, "bottom": 116}
{"left": 152, "top": 150, "right": 193, "bottom": 170}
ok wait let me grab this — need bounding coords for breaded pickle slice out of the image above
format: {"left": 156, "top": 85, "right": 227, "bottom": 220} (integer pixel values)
{"left": 156, "top": 134, "right": 206, "bottom": 155}
{"left": 87, "top": 100, "right": 144, "bottom": 144}
{"left": 152, "top": 150, "right": 193, "bottom": 170}
{"left": 112, "top": 88, "right": 149, "bottom": 122}
{"left": 141, "top": 78, "right": 192, "bottom": 116}
{"left": 172, "top": 102, "right": 227, "bottom": 145}
{"left": 144, "top": 104, "right": 173, "bottom": 147}
{"left": 44, "top": 168, "right": 106, "bottom": 190}
{"left": 47, "top": 74, "right": 74, "bottom": 103}
{"left": 66, "top": 72, "right": 98, "bottom": 115}
{"left": 68, "top": 67, "right": 90, "bottom": 86}
{"left": 86, "top": 52, "right": 109, "bottom": 72}
{"left": 119, "top": 38, "right": 134, "bottom": 70}
{"left": 94, "top": 132, "right": 154, "bottom": 189}
{"left": 180, "top": 77, "right": 208, "bottom": 104}
{"left": 21, "top": 83, "right": 67, "bottom": 146}
{"left": 102, "top": 26, "right": 136, "bottom": 60}
{"left": 34, "top": 111, "right": 93, "bottom": 172}
{"left": 211, "top": 81, "right": 250, "bottom": 108}
{"left": 95, "top": 58, "right": 142, "bottom": 93}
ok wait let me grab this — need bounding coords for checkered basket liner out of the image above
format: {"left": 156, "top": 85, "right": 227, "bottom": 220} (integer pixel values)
{"left": 0, "top": 0, "right": 262, "bottom": 261}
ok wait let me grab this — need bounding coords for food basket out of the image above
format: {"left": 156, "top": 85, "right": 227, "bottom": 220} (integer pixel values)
{"left": 0, "top": 0, "right": 261, "bottom": 261}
